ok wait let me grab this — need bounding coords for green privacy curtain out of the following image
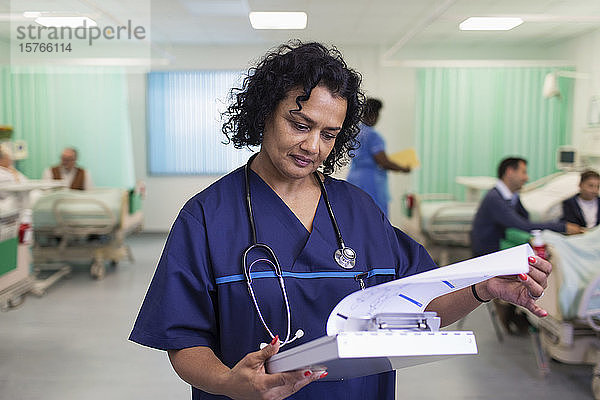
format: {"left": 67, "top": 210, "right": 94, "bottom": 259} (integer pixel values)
{"left": 0, "top": 65, "right": 134, "bottom": 188}
{"left": 415, "top": 67, "right": 573, "bottom": 199}
{"left": 0, "top": 67, "right": 13, "bottom": 126}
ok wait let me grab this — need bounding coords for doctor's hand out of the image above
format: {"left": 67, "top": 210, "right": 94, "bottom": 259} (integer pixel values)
{"left": 480, "top": 256, "right": 551, "bottom": 318}
{"left": 223, "top": 336, "right": 326, "bottom": 400}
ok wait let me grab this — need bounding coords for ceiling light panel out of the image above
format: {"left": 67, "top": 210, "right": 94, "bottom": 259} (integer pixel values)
{"left": 459, "top": 17, "right": 523, "bottom": 31}
{"left": 249, "top": 12, "right": 307, "bottom": 29}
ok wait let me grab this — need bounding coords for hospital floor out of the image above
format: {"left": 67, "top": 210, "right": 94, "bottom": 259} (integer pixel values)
{"left": 0, "top": 233, "right": 595, "bottom": 400}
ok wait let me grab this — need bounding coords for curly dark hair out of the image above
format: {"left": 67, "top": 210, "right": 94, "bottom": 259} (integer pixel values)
{"left": 222, "top": 41, "right": 365, "bottom": 174}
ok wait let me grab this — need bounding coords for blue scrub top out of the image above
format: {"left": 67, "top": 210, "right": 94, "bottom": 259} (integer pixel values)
{"left": 130, "top": 165, "right": 436, "bottom": 400}
{"left": 346, "top": 123, "right": 389, "bottom": 214}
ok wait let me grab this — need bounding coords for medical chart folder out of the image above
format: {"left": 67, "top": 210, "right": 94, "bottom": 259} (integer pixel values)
{"left": 266, "top": 244, "right": 534, "bottom": 380}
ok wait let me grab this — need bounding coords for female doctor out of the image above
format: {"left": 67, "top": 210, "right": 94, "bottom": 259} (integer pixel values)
{"left": 129, "top": 41, "right": 551, "bottom": 400}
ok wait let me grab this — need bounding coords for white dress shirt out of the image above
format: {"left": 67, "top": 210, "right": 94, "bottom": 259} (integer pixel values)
{"left": 576, "top": 197, "right": 599, "bottom": 228}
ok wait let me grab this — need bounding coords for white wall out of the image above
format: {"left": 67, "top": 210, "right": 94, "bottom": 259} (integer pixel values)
{"left": 131, "top": 41, "right": 574, "bottom": 231}
{"left": 557, "top": 28, "right": 600, "bottom": 148}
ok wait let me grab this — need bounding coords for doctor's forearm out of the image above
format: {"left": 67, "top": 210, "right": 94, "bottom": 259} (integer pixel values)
{"left": 425, "top": 284, "right": 487, "bottom": 327}
{"left": 168, "top": 346, "right": 230, "bottom": 395}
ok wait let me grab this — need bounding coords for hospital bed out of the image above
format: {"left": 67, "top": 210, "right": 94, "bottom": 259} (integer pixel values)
{"left": 31, "top": 187, "right": 143, "bottom": 280}
{"left": 525, "top": 228, "right": 600, "bottom": 398}
{"left": 520, "top": 171, "right": 581, "bottom": 222}
{"left": 407, "top": 193, "right": 478, "bottom": 265}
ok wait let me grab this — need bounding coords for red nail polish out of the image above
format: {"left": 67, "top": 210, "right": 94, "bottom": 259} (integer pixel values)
{"left": 528, "top": 256, "right": 536, "bottom": 264}
{"left": 519, "top": 273, "right": 528, "bottom": 281}
{"left": 304, "top": 370, "right": 312, "bottom": 377}
{"left": 270, "top": 335, "right": 279, "bottom": 346}
{"left": 319, "top": 371, "right": 328, "bottom": 379}
{"left": 541, "top": 311, "right": 548, "bottom": 317}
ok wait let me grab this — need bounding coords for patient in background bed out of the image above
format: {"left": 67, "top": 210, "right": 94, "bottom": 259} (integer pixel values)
{"left": 0, "top": 145, "right": 28, "bottom": 184}
{"left": 562, "top": 169, "right": 600, "bottom": 230}
{"left": 42, "top": 147, "right": 93, "bottom": 190}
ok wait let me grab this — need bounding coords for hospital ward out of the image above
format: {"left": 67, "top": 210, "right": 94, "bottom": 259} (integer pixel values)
{"left": 3, "top": 1, "right": 600, "bottom": 400}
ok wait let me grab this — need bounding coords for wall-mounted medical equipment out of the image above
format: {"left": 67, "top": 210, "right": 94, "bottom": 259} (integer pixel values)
{"left": 0, "top": 125, "right": 28, "bottom": 161}
{"left": 557, "top": 145, "right": 579, "bottom": 171}
{"left": 12, "top": 141, "right": 28, "bottom": 160}
{"left": 542, "top": 70, "right": 589, "bottom": 99}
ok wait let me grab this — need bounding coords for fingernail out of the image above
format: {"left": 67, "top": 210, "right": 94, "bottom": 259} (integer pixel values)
{"left": 304, "top": 370, "right": 312, "bottom": 377}
{"left": 528, "top": 256, "right": 536, "bottom": 264}
{"left": 270, "top": 335, "right": 279, "bottom": 346}
{"left": 518, "top": 273, "right": 528, "bottom": 281}
{"left": 319, "top": 371, "right": 328, "bottom": 379}
{"left": 541, "top": 311, "right": 548, "bottom": 317}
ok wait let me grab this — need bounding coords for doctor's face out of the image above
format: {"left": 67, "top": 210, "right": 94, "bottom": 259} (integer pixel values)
{"left": 259, "top": 85, "right": 347, "bottom": 181}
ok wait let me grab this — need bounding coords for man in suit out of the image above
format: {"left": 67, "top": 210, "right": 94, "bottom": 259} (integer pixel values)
{"left": 42, "top": 147, "right": 92, "bottom": 190}
{"left": 562, "top": 169, "right": 600, "bottom": 229}
{"left": 471, "top": 157, "right": 582, "bottom": 335}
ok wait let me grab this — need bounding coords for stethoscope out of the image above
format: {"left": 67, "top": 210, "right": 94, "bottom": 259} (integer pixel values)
{"left": 243, "top": 154, "right": 357, "bottom": 348}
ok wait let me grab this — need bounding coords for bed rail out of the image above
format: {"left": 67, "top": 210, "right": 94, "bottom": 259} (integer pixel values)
{"left": 52, "top": 198, "right": 117, "bottom": 237}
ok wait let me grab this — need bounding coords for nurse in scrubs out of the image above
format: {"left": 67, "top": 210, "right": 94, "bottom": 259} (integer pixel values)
{"left": 346, "top": 98, "right": 410, "bottom": 215}
{"left": 130, "top": 41, "right": 552, "bottom": 400}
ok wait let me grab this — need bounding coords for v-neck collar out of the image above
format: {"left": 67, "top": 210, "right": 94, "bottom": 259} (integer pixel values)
{"left": 248, "top": 169, "right": 329, "bottom": 269}
{"left": 249, "top": 169, "right": 324, "bottom": 234}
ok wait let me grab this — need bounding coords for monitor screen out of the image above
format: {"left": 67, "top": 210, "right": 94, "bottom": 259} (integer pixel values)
{"left": 559, "top": 151, "right": 575, "bottom": 163}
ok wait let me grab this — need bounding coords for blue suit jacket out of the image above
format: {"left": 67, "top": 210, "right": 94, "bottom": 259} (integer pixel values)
{"left": 562, "top": 195, "right": 600, "bottom": 227}
{"left": 471, "top": 187, "right": 566, "bottom": 256}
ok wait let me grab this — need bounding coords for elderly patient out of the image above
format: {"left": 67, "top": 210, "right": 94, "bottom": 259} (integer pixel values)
{"left": 129, "top": 41, "right": 553, "bottom": 400}
{"left": 42, "top": 147, "right": 92, "bottom": 190}
{"left": 0, "top": 145, "right": 28, "bottom": 184}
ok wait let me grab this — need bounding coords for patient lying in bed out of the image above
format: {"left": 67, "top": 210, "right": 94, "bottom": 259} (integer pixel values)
{"left": 541, "top": 227, "right": 600, "bottom": 320}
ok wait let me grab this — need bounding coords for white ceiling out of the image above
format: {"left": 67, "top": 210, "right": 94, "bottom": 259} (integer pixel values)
{"left": 1, "top": 0, "right": 600, "bottom": 53}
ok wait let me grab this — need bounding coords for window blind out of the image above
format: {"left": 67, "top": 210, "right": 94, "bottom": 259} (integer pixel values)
{"left": 147, "top": 70, "right": 252, "bottom": 175}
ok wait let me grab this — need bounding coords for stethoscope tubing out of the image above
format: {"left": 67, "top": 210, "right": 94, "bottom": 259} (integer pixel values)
{"left": 242, "top": 154, "right": 355, "bottom": 347}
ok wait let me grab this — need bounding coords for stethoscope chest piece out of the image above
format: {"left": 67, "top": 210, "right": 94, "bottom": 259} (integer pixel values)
{"left": 334, "top": 246, "right": 356, "bottom": 269}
